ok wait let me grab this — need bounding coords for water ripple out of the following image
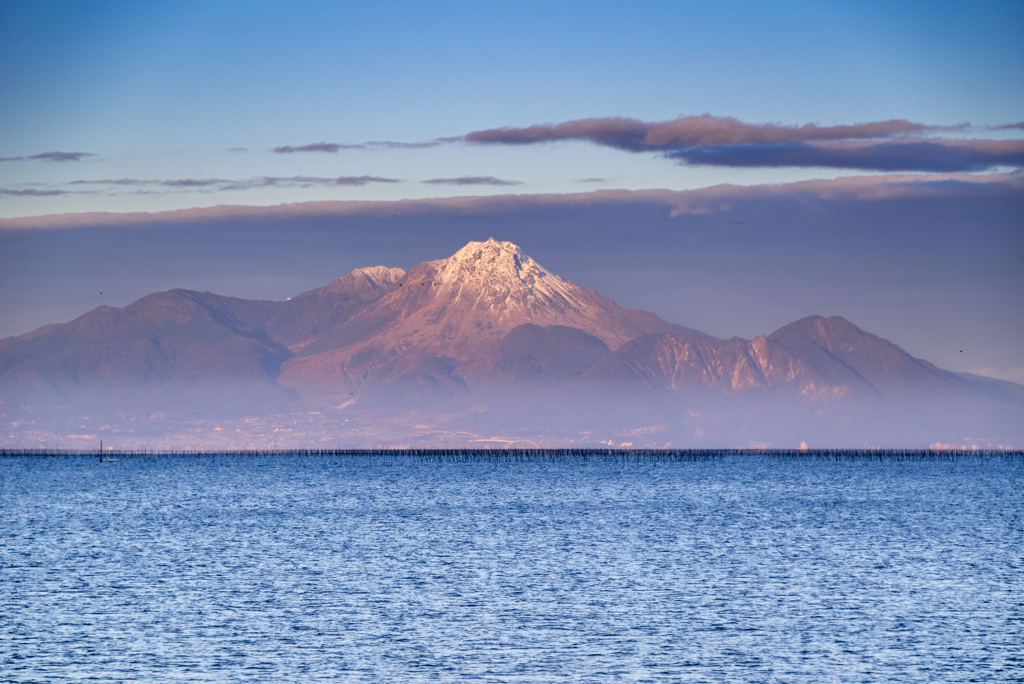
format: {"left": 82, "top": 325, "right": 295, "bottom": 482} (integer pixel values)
{"left": 1, "top": 455, "right": 1022, "bottom": 682}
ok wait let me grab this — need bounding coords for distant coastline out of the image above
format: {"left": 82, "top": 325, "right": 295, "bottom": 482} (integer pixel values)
{"left": 3, "top": 448, "right": 1021, "bottom": 459}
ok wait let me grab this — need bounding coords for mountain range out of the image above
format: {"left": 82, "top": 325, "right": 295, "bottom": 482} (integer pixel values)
{"left": 2, "top": 238, "right": 1021, "bottom": 448}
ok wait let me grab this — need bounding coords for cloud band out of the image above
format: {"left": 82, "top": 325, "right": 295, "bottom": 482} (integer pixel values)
{"left": 464, "top": 115, "right": 1023, "bottom": 172}
{"left": 0, "top": 151, "right": 96, "bottom": 162}
{"left": 2, "top": 172, "right": 1018, "bottom": 230}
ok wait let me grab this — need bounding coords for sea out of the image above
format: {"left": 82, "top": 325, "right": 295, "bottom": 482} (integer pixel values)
{"left": 1, "top": 452, "right": 1021, "bottom": 683}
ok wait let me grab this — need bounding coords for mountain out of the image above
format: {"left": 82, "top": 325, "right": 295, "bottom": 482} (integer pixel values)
{"left": 1, "top": 239, "right": 1020, "bottom": 448}
{"left": 0, "top": 266, "right": 404, "bottom": 412}
{"left": 574, "top": 315, "right": 990, "bottom": 404}
{"left": 554, "top": 315, "right": 1024, "bottom": 445}
{"left": 0, "top": 290, "right": 285, "bottom": 388}
{"left": 0, "top": 289, "right": 294, "bottom": 415}
{"left": 276, "top": 238, "right": 701, "bottom": 402}
{"left": 767, "top": 316, "right": 980, "bottom": 400}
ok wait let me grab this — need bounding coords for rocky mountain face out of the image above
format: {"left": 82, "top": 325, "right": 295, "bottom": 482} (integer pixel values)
{"left": 1, "top": 239, "right": 1020, "bottom": 446}
{"left": 574, "top": 315, "right": 990, "bottom": 405}
{"left": 553, "top": 315, "right": 1023, "bottom": 446}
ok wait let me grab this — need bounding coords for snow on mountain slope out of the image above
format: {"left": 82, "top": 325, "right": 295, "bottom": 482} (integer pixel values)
{"left": 428, "top": 239, "right": 586, "bottom": 320}
{"left": 278, "top": 239, "right": 692, "bottom": 397}
{"left": 315, "top": 266, "right": 407, "bottom": 300}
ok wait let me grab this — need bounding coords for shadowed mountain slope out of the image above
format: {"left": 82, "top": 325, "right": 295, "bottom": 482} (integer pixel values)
{"left": 492, "top": 324, "right": 611, "bottom": 386}
{"left": 0, "top": 289, "right": 295, "bottom": 413}
{"left": 767, "top": 316, "right": 977, "bottom": 399}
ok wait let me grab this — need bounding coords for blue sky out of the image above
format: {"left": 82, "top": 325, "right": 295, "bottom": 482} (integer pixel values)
{"left": 1, "top": 0, "right": 1022, "bottom": 215}
{"left": 1, "top": 0, "right": 1022, "bottom": 382}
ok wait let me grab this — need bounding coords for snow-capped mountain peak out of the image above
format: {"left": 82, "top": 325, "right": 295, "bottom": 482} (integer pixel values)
{"left": 278, "top": 238, "right": 691, "bottom": 389}
{"left": 318, "top": 265, "right": 406, "bottom": 299}
{"left": 429, "top": 238, "right": 583, "bottom": 318}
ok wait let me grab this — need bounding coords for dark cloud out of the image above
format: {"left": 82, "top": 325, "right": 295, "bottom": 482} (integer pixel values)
{"left": 464, "top": 115, "right": 952, "bottom": 149}
{"left": 31, "top": 151, "right": 95, "bottom": 162}
{"left": 273, "top": 142, "right": 347, "bottom": 153}
{"left": 422, "top": 176, "right": 521, "bottom": 186}
{"left": 3, "top": 175, "right": 401, "bottom": 201}
{"left": 0, "top": 187, "right": 72, "bottom": 197}
{"left": 236, "top": 175, "right": 400, "bottom": 189}
{"left": 664, "top": 139, "right": 1024, "bottom": 173}
{"left": 463, "top": 115, "right": 1024, "bottom": 172}
{"left": 226, "top": 147, "right": 249, "bottom": 153}
{"left": 325, "top": 175, "right": 400, "bottom": 186}
{"left": 69, "top": 178, "right": 148, "bottom": 186}
{"left": 365, "top": 140, "right": 448, "bottom": 150}
{"left": 76, "top": 175, "right": 403, "bottom": 190}
{"left": 0, "top": 151, "right": 96, "bottom": 162}
{"left": 267, "top": 116, "right": 1024, "bottom": 172}
{"left": 163, "top": 179, "right": 228, "bottom": 188}
{"left": 578, "top": 178, "right": 607, "bottom": 183}
{"left": 273, "top": 140, "right": 449, "bottom": 153}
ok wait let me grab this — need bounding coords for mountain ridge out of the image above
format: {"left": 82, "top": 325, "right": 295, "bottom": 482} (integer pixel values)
{"left": 1, "top": 239, "right": 1020, "bottom": 447}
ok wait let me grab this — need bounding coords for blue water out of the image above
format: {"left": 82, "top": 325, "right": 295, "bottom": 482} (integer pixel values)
{"left": 1, "top": 454, "right": 1022, "bottom": 682}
